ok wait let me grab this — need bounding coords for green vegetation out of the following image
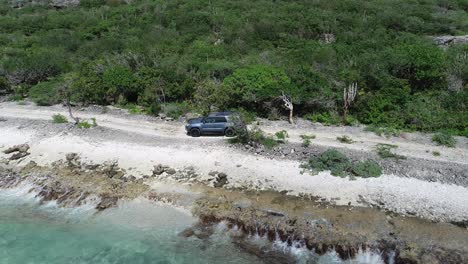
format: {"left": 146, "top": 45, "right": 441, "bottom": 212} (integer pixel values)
{"left": 228, "top": 126, "right": 276, "bottom": 149}
{"left": 364, "top": 125, "right": 402, "bottom": 138}
{"left": 302, "top": 149, "right": 351, "bottom": 177}
{"left": 300, "top": 134, "right": 316, "bottom": 147}
{"left": 351, "top": 160, "right": 382, "bottom": 178}
{"left": 336, "top": 135, "right": 354, "bottom": 144}
{"left": 432, "top": 151, "right": 441, "bottom": 156}
{"left": 229, "top": 127, "right": 291, "bottom": 149}
{"left": 376, "top": 143, "right": 406, "bottom": 160}
{"left": 432, "top": 132, "right": 457, "bottom": 147}
{"left": 0, "top": 0, "right": 467, "bottom": 135}
{"left": 274, "top": 130, "right": 289, "bottom": 143}
{"left": 301, "top": 149, "right": 382, "bottom": 178}
{"left": 77, "top": 118, "right": 97, "bottom": 129}
{"left": 52, "top": 114, "right": 68, "bottom": 124}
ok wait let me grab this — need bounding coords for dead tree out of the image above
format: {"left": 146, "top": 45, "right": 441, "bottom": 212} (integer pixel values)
{"left": 65, "top": 96, "right": 80, "bottom": 126}
{"left": 280, "top": 92, "right": 294, "bottom": 124}
{"left": 60, "top": 75, "right": 80, "bottom": 126}
{"left": 343, "top": 83, "right": 357, "bottom": 125}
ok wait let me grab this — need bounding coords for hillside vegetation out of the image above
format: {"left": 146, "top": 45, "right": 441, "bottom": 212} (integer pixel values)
{"left": 0, "top": 0, "right": 467, "bottom": 135}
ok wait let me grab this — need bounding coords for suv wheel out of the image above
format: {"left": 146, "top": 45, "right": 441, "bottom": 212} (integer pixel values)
{"left": 190, "top": 129, "right": 201, "bottom": 137}
{"left": 224, "top": 128, "right": 236, "bottom": 137}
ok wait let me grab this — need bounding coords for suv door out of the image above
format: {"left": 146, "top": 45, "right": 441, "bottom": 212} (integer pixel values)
{"left": 200, "top": 117, "right": 216, "bottom": 134}
{"left": 212, "top": 116, "right": 227, "bottom": 133}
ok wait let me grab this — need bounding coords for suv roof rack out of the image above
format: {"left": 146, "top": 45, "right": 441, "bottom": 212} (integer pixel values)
{"left": 208, "top": 111, "right": 236, "bottom": 117}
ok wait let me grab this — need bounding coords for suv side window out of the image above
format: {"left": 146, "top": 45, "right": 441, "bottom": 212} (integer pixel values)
{"left": 204, "top": 117, "right": 216, "bottom": 123}
{"left": 214, "top": 117, "right": 227, "bottom": 123}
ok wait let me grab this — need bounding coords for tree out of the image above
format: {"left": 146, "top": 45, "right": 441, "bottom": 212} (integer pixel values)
{"left": 193, "top": 79, "right": 223, "bottom": 114}
{"left": 343, "top": 82, "right": 357, "bottom": 125}
{"left": 223, "top": 65, "right": 300, "bottom": 122}
{"left": 389, "top": 42, "right": 446, "bottom": 91}
{"left": 223, "top": 65, "right": 291, "bottom": 105}
{"left": 59, "top": 73, "right": 80, "bottom": 125}
{"left": 102, "top": 66, "right": 137, "bottom": 103}
{"left": 280, "top": 91, "right": 294, "bottom": 124}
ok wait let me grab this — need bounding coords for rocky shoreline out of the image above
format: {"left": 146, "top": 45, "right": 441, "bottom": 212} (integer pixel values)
{"left": 1, "top": 152, "right": 467, "bottom": 263}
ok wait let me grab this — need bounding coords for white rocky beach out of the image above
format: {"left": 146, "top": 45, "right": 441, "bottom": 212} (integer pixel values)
{"left": 1, "top": 101, "right": 468, "bottom": 263}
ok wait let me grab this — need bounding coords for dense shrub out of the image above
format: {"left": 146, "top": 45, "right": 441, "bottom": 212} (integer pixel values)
{"left": 228, "top": 126, "right": 283, "bottom": 149}
{"left": 274, "top": 130, "right": 289, "bottom": 143}
{"left": 29, "top": 80, "right": 62, "bottom": 106}
{"left": 300, "top": 134, "right": 316, "bottom": 147}
{"left": 351, "top": 160, "right": 382, "bottom": 178}
{"left": 336, "top": 135, "right": 354, "bottom": 144}
{"left": 304, "top": 112, "right": 341, "bottom": 126}
{"left": 302, "top": 149, "right": 351, "bottom": 177}
{"left": 388, "top": 41, "right": 446, "bottom": 91}
{"left": 376, "top": 144, "right": 406, "bottom": 160}
{"left": 432, "top": 132, "right": 457, "bottom": 147}
{"left": 302, "top": 149, "right": 383, "bottom": 178}
{"left": 365, "top": 125, "right": 401, "bottom": 138}
{"left": 52, "top": 114, "right": 68, "bottom": 124}
{"left": 77, "top": 118, "right": 97, "bottom": 129}
{"left": 160, "top": 102, "right": 193, "bottom": 119}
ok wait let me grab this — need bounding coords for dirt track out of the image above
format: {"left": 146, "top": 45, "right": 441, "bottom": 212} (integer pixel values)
{"left": 1, "top": 101, "right": 468, "bottom": 223}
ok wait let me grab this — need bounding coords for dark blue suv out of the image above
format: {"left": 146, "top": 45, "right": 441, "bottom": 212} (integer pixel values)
{"left": 185, "top": 112, "right": 245, "bottom": 137}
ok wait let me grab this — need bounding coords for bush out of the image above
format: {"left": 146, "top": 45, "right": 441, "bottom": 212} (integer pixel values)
{"left": 233, "top": 108, "right": 257, "bottom": 124}
{"left": 300, "top": 134, "right": 316, "bottom": 147}
{"left": 376, "top": 144, "right": 406, "bottom": 160}
{"left": 302, "top": 149, "right": 351, "bottom": 177}
{"left": 302, "top": 149, "right": 383, "bottom": 178}
{"left": 336, "top": 135, "right": 354, "bottom": 144}
{"left": 52, "top": 114, "right": 68, "bottom": 124}
{"left": 146, "top": 102, "right": 161, "bottom": 116}
{"left": 304, "top": 112, "right": 341, "bottom": 126}
{"left": 365, "top": 125, "right": 401, "bottom": 138}
{"left": 121, "top": 103, "right": 146, "bottom": 115}
{"left": 351, "top": 160, "right": 382, "bottom": 178}
{"left": 228, "top": 126, "right": 280, "bottom": 149}
{"left": 432, "top": 132, "right": 456, "bottom": 148}
{"left": 9, "top": 94, "right": 23, "bottom": 101}
{"left": 275, "top": 130, "right": 289, "bottom": 143}
{"left": 432, "top": 151, "right": 441, "bottom": 156}
{"left": 29, "top": 80, "right": 62, "bottom": 106}
{"left": 77, "top": 118, "right": 97, "bottom": 129}
{"left": 161, "top": 102, "right": 192, "bottom": 119}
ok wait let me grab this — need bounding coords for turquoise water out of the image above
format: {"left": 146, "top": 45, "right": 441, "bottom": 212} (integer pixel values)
{"left": 0, "top": 185, "right": 386, "bottom": 264}
{"left": 0, "top": 186, "right": 264, "bottom": 264}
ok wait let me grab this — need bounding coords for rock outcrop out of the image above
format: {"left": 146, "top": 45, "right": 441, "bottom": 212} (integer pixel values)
{"left": 9, "top": 0, "right": 80, "bottom": 8}
{"left": 0, "top": 154, "right": 148, "bottom": 211}
{"left": 187, "top": 189, "right": 468, "bottom": 264}
{"left": 3, "top": 144, "right": 30, "bottom": 160}
{"left": 433, "top": 35, "right": 468, "bottom": 47}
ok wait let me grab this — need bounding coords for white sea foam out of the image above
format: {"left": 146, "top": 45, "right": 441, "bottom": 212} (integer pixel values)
{"left": 0, "top": 182, "right": 98, "bottom": 219}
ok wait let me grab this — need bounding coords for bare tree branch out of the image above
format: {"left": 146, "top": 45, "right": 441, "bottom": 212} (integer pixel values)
{"left": 342, "top": 82, "right": 357, "bottom": 125}
{"left": 280, "top": 91, "right": 294, "bottom": 124}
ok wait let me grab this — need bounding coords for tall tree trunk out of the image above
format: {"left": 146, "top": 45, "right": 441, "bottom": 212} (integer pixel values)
{"left": 342, "top": 106, "right": 347, "bottom": 126}
{"left": 289, "top": 105, "right": 294, "bottom": 124}
{"left": 66, "top": 97, "right": 80, "bottom": 125}
{"left": 280, "top": 92, "right": 294, "bottom": 124}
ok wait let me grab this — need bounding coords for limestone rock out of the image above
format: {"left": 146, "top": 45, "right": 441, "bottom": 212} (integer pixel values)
{"left": 65, "top": 152, "right": 81, "bottom": 168}
{"left": 213, "top": 172, "right": 228, "bottom": 188}
{"left": 3, "top": 144, "right": 30, "bottom": 154}
{"left": 96, "top": 195, "right": 118, "bottom": 211}
{"left": 152, "top": 164, "right": 175, "bottom": 176}
{"left": 9, "top": 151, "right": 29, "bottom": 160}
{"left": 49, "top": 0, "right": 80, "bottom": 8}
{"left": 433, "top": 35, "right": 468, "bottom": 46}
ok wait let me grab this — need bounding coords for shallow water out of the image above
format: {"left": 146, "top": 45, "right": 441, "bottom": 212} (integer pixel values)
{"left": 0, "top": 185, "right": 386, "bottom": 264}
